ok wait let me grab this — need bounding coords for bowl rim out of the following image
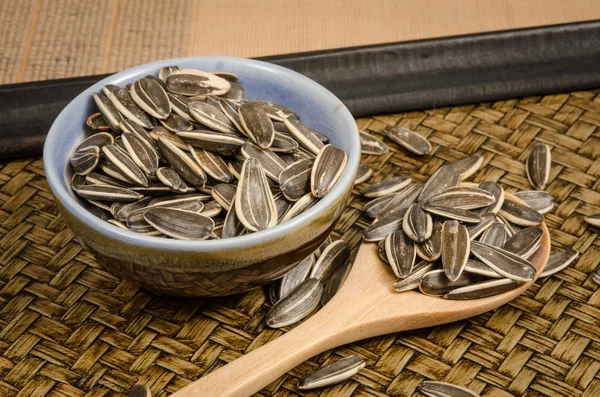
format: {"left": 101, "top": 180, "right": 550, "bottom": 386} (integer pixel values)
{"left": 43, "top": 56, "right": 360, "bottom": 253}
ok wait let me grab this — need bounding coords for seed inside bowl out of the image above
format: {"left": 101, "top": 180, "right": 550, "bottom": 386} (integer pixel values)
{"left": 71, "top": 66, "right": 348, "bottom": 240}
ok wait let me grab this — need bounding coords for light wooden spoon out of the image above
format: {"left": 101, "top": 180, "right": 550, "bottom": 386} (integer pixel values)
{"left": 171, "top": 193, "right": 550, "bottom": 397}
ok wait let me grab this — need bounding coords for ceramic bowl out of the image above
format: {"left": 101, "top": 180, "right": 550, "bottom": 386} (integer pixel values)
{"left": 43, "top": 57, "right": 360, "bottom": 297}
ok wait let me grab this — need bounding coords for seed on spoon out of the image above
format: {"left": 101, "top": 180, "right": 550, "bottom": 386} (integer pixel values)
{"left": 441, "top": 220, "right": 470, "bottom": 281}
{"left": 502, "top": 226, "right": 543, "bottom": 258}
{"left": 393, "top": 261, "right": 437, "bottom": 292}
{"left": 266, "top": 278, "right": 322, "bottom": 328}
{"left": 418, "top": 381, "right": 480, "bottom": 397}
{"left": 479, "top": 222, "right": 507, "bottom": 247}
{"left": 513, "top": 190, "right": 554, "bottom": 214}
{"left": 416, "top": 222, "right": 442, "bottom": 261}
{"left": 477, "top": 181, "right": 505, "bottom": 214}
{"left": 310, "top": 240, "right": 350, "bottom": 284}
{"left": 321, "top": 260, "right": 353, "bottom": 305}
{"left": 297, "top": 355, "right": 365, "bottom": 390}
{"left": 71, "top": 146, "right": 100, "bottom": 175}
{"left": 419, "top": 269, "right": 474, "bottom": 296}
{"left": 385, "top": 230, "right": 416, "bottom": 278}
{"left": 526, "top": 144, "right": 551, "bottom": 190}
{"left": 418, "top": 165, "right": 460, "bottom": 203}
{"left": 238, "top": 102, "right": 275, "bottom": 148}
{"left": 425, "top": 187, "right": 495, "bottom": 210}
{"left": 235, "top": 158, "right": 278, "bottom": 232}
{"left": 354, "top": 163, "right": 372, "bottom": 185}
{"left": 280, "top": 255, "right": 315, "bottom": 299}
{"left": 470, "top": 241, "right": 537, "bottom": 282}
{"left": 499, "top": 199, "right": 544, "bottom": 226}
{"left": 359, "top": 130, "right": 388, "bottom": 155}
{"left": 463, "top": 259, "right": 503, "bottom": 278}
{"left": 130, "top": 77, "right": 171, "bottom": 119}
{"left": 360, "top": 176, "right": 412, "bottom": 198}
{"left": 466, "top": 213, "right": 496, "bottom": 239}
{"left": 311, "top": 144, "right": 348, "bottom": 198}
{"left": 450, "top": 155, "right": 484, "bottom": 181}
{"left": 423, "top": 205, "right": 482, "bottom": 223}
{"left": 539, "top": 248, "right": 579, "bottom": 278}
{"left": 444, "top": 278, "right": 519, "bottom": 300}
{"left": 403, "top": 203, "right": 432, "bottom": 243}
{"left": 384, "top": 125, "right": 432, "bottom": 155}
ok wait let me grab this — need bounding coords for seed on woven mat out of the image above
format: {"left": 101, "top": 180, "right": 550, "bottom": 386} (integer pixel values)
{"left": 128, "top": 383, "right": 151, "bottom": 397}
{"left": 86, "top": 112, "right": 111, "bottom": 132}
{"left": 103, "top": 84, "right": 155, "bottom": 129}
{"left": 92, "top": 92, "right": 124, "bottom": 132}
{"left": 270, "top": 131, "right": 299, "bottom": 153}
{"left": 310, "top": 240, "right": 350, "bottom": 283}
{"left": 423, "top": 205, "right": 482, "bottom": 223}
{"left": 479, "top": 222, "right": 507, "bottom": 247}
{"left": 157, "top": 137, "right": 206, "bottom": 188}
{"left": 418, "top": 381, "right": 480, "bottom": 397}
{"left": 385, "top": 230, "right": 416, "bottom": 278}
{"left": 314, "top": 235, "right": 334, "bottom": 259}
{"left": 102, "top": 144, "right": 149, "bottom": 186}
{"left": 499, "top": 199, "right": 543, "bottom": 226}
{"left": 283, "top": 117, "right": 324, "bottom": 155}
{"left": 71, "top": 173, "right": 87, "bottom": 191}
{"left": 178, "top": 130, "right": 246, "bottom": 156}
{"left": 166, "top": 68, "right": 231, "bottom": 96}
{"left": 156, "top": 167, "right": 186, "bottom": 193}
{"left": 539, "top": 248, "right": 579, "bottom": 278}
{"left": 513, "top": 190, "right": 554, "bottom": 214}
{"left": 359, "top": 130, "right": 388, "bottom": 155}
{"left": 403, "top": 203, "right": 432, "bottom": 243}
{"left": 280, "top": 255, "right": 315, "bottom": 299}
{"left": 71, "top": 146, "right": 100, "bottom": 175}
{"left": 393, "top": 261, "right": 437, "bottom": 292}
{"left": 425, "top": 187, "right": 495, "bottom": 210}
{"left": 466, "top": 213, "right": 496, "bottom": 239}
{"left": 585, "top": 214, "right": 600, "bottom": 227}
{"left": 130, "top": 77, "right": 171, "bottom": 119}
{"left": 280, "top": 192, "right": 319, "bottom": 224}
{"left": 237, "top": 102, "right": 275, "bottom": 148}
{"left": 236, "top": 158, "right": 278, "bottom": 232}
{"left": 441, "top": 220, "right": 470, "bottom": 281}
{"left": 211, "top": 183, "right": 237, "bottom": 211}
{"left": 379, "top": 184, "right": 424, "bottom": 218}
{"left": 419, "top": 269, "right": 474, "bottom": 296}
{"left": 221, "top": 198, "right": 245, "bottom": 239}
{"left": 416, "top": 222, "right": 442, "bottom": 261}
{"left": 384, "top": 125, "right": 432, "bottom": 155}
{"left": 86, "top": 171, "right": 128, "bottom": 188}
{"left": 363, "top": 208, "right": 407, "bottom": 242}
{"left": 76, "top": 132, "right": 114, "bottom": 152}
{"left": 418, "top": 165, "right": 460, "bottom": 203}
{"left": 188, "top": 101, "right": 236, "bottom": 133}
{"left": 477, "top": 181, "right": 505, "bottom": 215}
{"left": 364, "top": 193, "right": 396, "bottom": 218}
{"left": 76, "top": 184, "right": 143, "bottom": 202}
{"left": 311, "top": 144, "right": 348, "bottom": 198}
{"left": 113, "top": 197, "right": 153, "bottom": 221}
{"left": 361, "top": 176, "right": 412, "bottom": 198}
{"left": 159, "top": 112, "right": 193, "bottom": 133}
{"left": 470, "top": 241, "right": 536, "bottom": 282}
{"left": 266, "top": 278, "right": 322, "bottom": 328}
{"left": 355, "top": 163, "right": 372, "bottom": 185}
{"left": 297, "top": 355, "right": 365, "bottom": 390}
{"left": 121, "top": 132, "right": 159, "bottom": 176}
{"left": 450, "top": 155, "right": 484, "bottom": 181}
{"left": 279, "top": 158, "right": 313, "bottom": 201}
{"left": 503, "top": 226, "right": 543, "bottom": 258}
{"left": 321, "top": 259, "right": 352, "bottom": 305}
{"left": 144, "top": 207, "right": 214, "bottom": 240}
{"left": 158, "top": 65, "right": 180, "bottom": 82}
{"left": 593, "top": 265, "right": 600, "bottom": 285}
{"left": 189, "top": 147, "right": 233, "bottom": 183}
{"left": 241, "top": 142, "right": 287, "bottom": 181}
{"left": 167, "top": 92, "right": 193, "bottom": 122}
{"left": 107, "top": 218, "right": 129, "bottom": 230}
{"left": 463, "top": 259, "right": 502, "bottom": 278}
{"left": 444, "top": 278, "right": 519, "bottom": 300}
{"left": 526, "top": 143, "right": 551, "bottom": 190}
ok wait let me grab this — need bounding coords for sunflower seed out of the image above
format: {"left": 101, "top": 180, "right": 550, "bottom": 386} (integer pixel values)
{"left": 470, "top": 241, "right": 536, "bottom": 282}
{"left": 157, "top": 137, "right": 206, "bottom": 189}
{"left": 416, "top": 222, "right": 442, "bottom": 261}
{"left": 238, "top": 102, "right": 275, "bottom": 148}
{"left": 463, "top": 259, "right": 502, "bottom": 278}
{"left": 126, "top": 207, "right": 154, "bottom": 233}
{"left": 189, "top": 147, "right": 233, "bottom": 183}
{"left": 102, "top": 145, "right": 149, "bottom": 186}
{"left": 270, "top": 132, "right": 299, "bottom": 153}
{"left": 144, "top": 207, "right": 214, "bottom": 240}
{"left": 114, "top": 197, "right": 153, "bottom": 221}
{"left": 379, "top": 184, "right": 424, "bottom": 218}
{"left": 211, "top": 183, "right": 237, "bottom": 211}
{"left": 466, "top": 213, "right": 496, "bottom": 239}
{"left": 87, "top": 206, "right": 110, "bottom": 220}
{"left": 297, "top": 356, "right": 365, "bottom": 390}
{"left": 218, "top": 99, "right": 245, "bottom": 134}
{"left": 150, "top": 126, "right": 190, "bottom": 151}
{"left": 279, "top": 159, "right": 313, "bottom": 201}
{"left": 393, "top": 261, "right": 437, "bottom": 292}
{"left": 177, "top": 130, "right": 245, "bottom": 156}
{"left": 159, "top": 113, "right": 193, "bottom": 132}
{"left": 156, "top": 167, "right": 187, "bottom": 193}
{"left": 122, "top": 132, "right": 159, "bottom": 176}
{"left": 167, "top": 92, "right": 193, "bottom": 121}
{"left": 310, "top": 145, "right": 347, "bottom": 198}
{"left": 221, "top": 198, "right": 245, "bottom": 238}
{"left": 594, "top": 265, "right": 600, "bottom": 285}
{"left": 220, "top": 82, "right": 245, "bottom": 101}
{"left": 166, "top": 69, "right": 231, "bottom": 96}
{"left": 130, "top": 77, "right": 171, "bottom": 119}
{"left": 76, "top": 132, "right": 114, "bottom": 152}
{"left": 526, "top": 144, "right": 551, "bottom": 190}
{"left": 158, "top": 66, "right": 180, "bottom": 82}
{"left": 496, "top": 214, "right": 518, "bottom": 237}
{"left": 103, "top": 84, "right": 155, "bottom": 129}
{"left": 425, "top": 187, "right": 495, "bottom": 210}
{"left": 385, "top": 125, "right": 431, "bottom": 155}
{"left": 128, "top": 384, "right": 151, "bottom": 397}
{"left": 355, "top": 163, "right": 372, "bottom": 185}
{"left": 311, "top": 240, "right": 350, "bottom": 283}
{"left": 310, "top": 128, "right": 329, "bottom": 144}
{"left": 378, "top": 239, "right": 389, "bottom": 264}
{"left": 477, "top": 181, "right": 505, "bottom": 215}
{"left": 450, "top": 155, "right": 484, "bottom": 181}
{"left": 385, "top": 230, "right": 416, "bottom": 278}
{"left": 363, "top": 208, "right": 407, "bottom": 242}
{"left": 131, "top": 183, "right": 195, "bottom": 196}
{"left": 280, "top": 255, "right": 315, "bottom": 299}
{"left": 499, "top": 199, "right": 543, "bottom": 226}
{"left": 418, "top": 381, "right": 480, "bottom": 397}
{"left": 364, "top": 193, "right": 396, "bottom": 218}
{"left": 321, "top": 259, "right": 352, "bottom": 305}
{"left": 148, "top": 197, "right": 204, "bottom": 212}
{"left": 479, "top": 222, "right": 507, "bottom": 247}
{"left": 241, "top": 142, "right": 287, "bottom": 181}
{"left": 314, "top": 235, "right": 334, "bottom": 259}
{"left": 361, "top": 176, "right": 412, "bottom": 198}
{"left": 539, "top": 248, "right": 579, "bottom": 277}
{"left": 418, "top": 165, "right": 460, "bottom": 203}
{"left": 280, "top": 193, "right": 320, "bottom": 224}
{"left": 71, "top": 146, "right": 100, "bottom": 175}
{"left": 423, "top": 205, "right": 482, "bottom": 223}
{"left": 228, "top": 158, "right": 244, "bottom": 179}
{"left": 441, "top": 220, "right": 470, "bottom": 281}
{"left": 87, "top": 199, "right": 113, "bottom": 212}
{"left": 359, "top": 131, "right": 388, "bottom": 155}
{"left": 513, "top": 190, "right": 554, "bottom": 214}
{"left": 188, "top": 101, "right": 236, "bottom": 133}
{"left": 92, "top": 92, "right": 124, "bottom": 132}
{"left": 585, "top": 214, "right": 600, "bottom": 227}
{"left": 402, "top": 203, "right": 432, "bottom": 243}
{"left": 503, "top": 226, "right": 543, "bottom": 258}
{"left": 283, "top": 117, "right": 324, "bottom": 154}
{"left": 76, "top": 185, "right": 143, "bottom": 202}
{"left": 444, "top": 278, "right": 518, "bottom": 300}
{"left": 236, "top": 158, "right": 278, "bottom": 232}
{"left": 249, "top": 101, "right": 296, "bottom": 121}
{"left": 266, "top": 278, "right": 322, "bottom": 328}
{"left": 100, "top": 160, "right": 139, "bottom": 185}
{"left": 86, "top": 112, "right": 111, "bottom": 132}
{"left": 107, "top": 219, "right": 129, "bottom": 230}
{"left": 71, "top": 173, "right": 87, "bottom": 190}
{"left": 273, "top": 191, "right": 291, "bottom": 223}
{"left": 213, "top": 71, "right": 239, "bottom": 83}
{"left": 199, "top": 201, "right": 222, "bottom": 218}
{"left": 419, "top": 269, "right": 474, "bottom": 296}
{"left": 86, "top": 171, "right": 129, "bottom": 187}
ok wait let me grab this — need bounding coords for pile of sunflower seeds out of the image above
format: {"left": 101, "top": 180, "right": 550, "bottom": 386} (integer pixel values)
{"left": 70, "top": 67, "right": 348, "bottom": 240}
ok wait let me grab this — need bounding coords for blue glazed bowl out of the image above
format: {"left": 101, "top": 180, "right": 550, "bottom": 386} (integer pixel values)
{"left": 43, "top": 57, "right": 360, "bottom": 297}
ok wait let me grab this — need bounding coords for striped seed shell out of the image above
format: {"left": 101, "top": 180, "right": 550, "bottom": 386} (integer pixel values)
{"left": 273, "top": 191, "right": 291, "bottom": 223}
{"left": 92, "top": 92, "right": 124, "bottom": 132}
{"left": 425, "top": 187, "right": 495, "bottom": 210}
{"left": 130, "top": 77, "right": 171, "bottom": 119}
{"left": 385, "top": 230, "right": 416, "bottom": 278}
{"left": 450, "top": 155, "right": 484, "bottom": 181}
{"left": 418, "top": 165, "right": 460, "bottom": 203}
{"left": 108, "top": 219, "right": 129, "bottom": 230}
{"left": 148, "top": 195, "right": 205, "bottom": 212}
{"left": 76, "top": 184, "right": 143, "bottom": 202}
{"left": 266, "top": 278, "right": 322, "bottom": 328}
{"left": 157, "top": 137, "right": 206, "bottom": 188}
{"left": 221, "top": 198, "right": 245, "bottom": 239}
{"left": 212, "top": 183, "right": 237, "bottom": 211}
{"left": 87, "top": 206, "right": 110, "bottom": 220}
{"left": 393, "top": 261, "right": 437, "bottom": 292}
{"left": 114, "top": 197, "right": 153, "bottom": 221}
{"left": 314, "top": 235, "right": 334, "bottom": 259}
{"left": 384, "top": 125, "right": 431, "bottom": 155}
{"left": 103, "top": 84, "right": 155, "bottom": 129}
{"left": 279, "top": 192, "right": 319, "bottom": 224}
{"left": 71, "top": 146, "right": 100, "bottom": 175}
{"left": 466, "top": 213, "right": 496, "bottom": 239}
{"left": 355, "top": 163, "right": 372, "bottom": 185}
{"left": 271, "top": 131, "right": 299, "bottom": 153}
{"left": 379, "top": 184, "right": 423, "bottom": 218}
{"left": 87, "top": 199, "right": 113, "bottom": 212}
{"left": 403, "top": 203, "right": 433, "bottom": 243}
{"left": 477, "top": 181, "right": 505, "bottom": 215}
{"left": 219, "top": 99, "right": 245, "bottom": 134}
{"left": 423, "top": 205, "right": 482, "bottom": 223}
{"left": 178, "top": 130, "right": 246, "bottom": 156}
{"left": 86, "top": 112, "right": 111, "bottom": 132}
{"left": 122, "top": 132, "right": 159, "bottom": 175}
{"left": 360, "top": 176, "right": 412, "bottom": 198}
{"left": 71, "top": 173, "right": 86, "bottom": 190}
{"left": 241, "top": 142, "right": 287, "bottom": 181}
{"left": 595, "top": 265, "right": 600, "bottom": 285}
{"left": 416, "top": 222, "right": 442, "bottom": 261}
{"left": 100, "top": 160, "right": 139, "bottom": 185}
{"left": 144, "top": 207, "right": 214, "bottom": 240}
{"left": 470, "top": 241, "right": 537, "bottom": 282}
{"left": 86, "top": 171, "right": 129, "bottom": 187}
{"left": 479, "top": 222, "right": 507, "bottom": 247}
{"left": 126, "top": 207, "right": 155, "bottom": 233}
{"left": 310, "top": 240, "right": 350, "bottom": 284}
{"left": 526, "top": 144, "right": 551, "bottom": 190}
{"left": 238, "top": 102, "right": 275, "bottom": 148}
{"left": 418, "top": 381, "right": 480, "bottom": 397}
{"left": 297, "top": 356, "right": 365, "bottom": 390}
{"left": 102, "top": 144, "right": 149, "bottom": 186}
{"left": 283, "top": 117, "right": 324, "bottom": 154}
{"left": 441, "top": 220, "right": 470, "bottom": 281}
{"left": 359, "top": 130, "right": 388, "bottom": 155}
{"left": 363, "top": 208, "right": 407, "bottom": 242}
{"left": 540, "top": 248, "right": 579, "bottom": 277}
{"left": 463, "top": 259, "right": 502, "bottom": 278}
{"left": 502, "top": 226, "right": 543, "bottom": 258}
{"left": 150, "top": 126, "right": 189, "bottom": 151}
{"left": 513, "top": 190, "right": 554, "bottom": 214}
{"left": 280, "top": 255, "right": 315, "bottom": 299}
{"left": 228, "top": 157, "right": 244, "bottom": 179}
{"left": 159, "top": 113, "right": 193, "bottom": 132}
{"left": 249, "top": 101, "right": 296, "bottom": 121}
{"left": 585, "top": 214, "right": 600, "bottom": 227}
{"left": 190, "top": 146, "right": 233, "bottom": 183}
{"left": 279, "top": 158, "right": 314, "bottom": 201}
{"left": 236, "top": 158, "right": 278, "bottom": 232}
{"left": 158, "top": 65, "right": 180, "bottom": 82}
{"left": 419, "top": 269, "right": 473, "bottom": 296}
{"left": 220, "top": 81, "right": 245, "bottom": 101}
{"left": 496, "top": 214, "right": 518, "bottom": 237}
{"left": 200, "top": 201, "right": 222, "bottom": 217}
{"left": 378, "top": 239, "right": 389, "bottom": 264}
{"left": 76, "top": 132, "right": 114, "bottom": 152}
{"left": 499, "top": 199, "right": 544, "bottom": 226}
{"left": 444, "top": 278, "right": 518, "bottom": 300}
{"left": 166, "top": 69, "right": 231, "bottom": 96}
{"left": 311, "top": 145, "right": 347, "bottom": 198}
{"left": 188, "top": 101, "right": 236, "bottom": 133}
{"left": 213, "top": 71, "right": 239, "bottom": 82}
{"left": 156, "top": 167, "right": 187, "bottom": 193}
{"left": 168, "top": 92, "right": 193, "bottom": 121}
{"left": 321, "top": 259, "right": 352, "bottom": 305}
{"left": 364, "top": 193, "right": 396, "bottom": 218}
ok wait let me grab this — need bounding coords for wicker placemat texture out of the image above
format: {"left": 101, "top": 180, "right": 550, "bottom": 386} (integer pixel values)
{"left": 0, "top": 91, "right": 599, "bottom": 396}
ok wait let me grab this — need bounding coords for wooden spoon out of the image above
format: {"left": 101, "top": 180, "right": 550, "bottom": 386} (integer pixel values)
{"left": 171, "top": 193, "right": 550, "bottom": 397}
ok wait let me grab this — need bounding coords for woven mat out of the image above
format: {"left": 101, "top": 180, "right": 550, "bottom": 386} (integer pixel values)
{"left": 0, "top": 91, "right": 599, "bottom": 397}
